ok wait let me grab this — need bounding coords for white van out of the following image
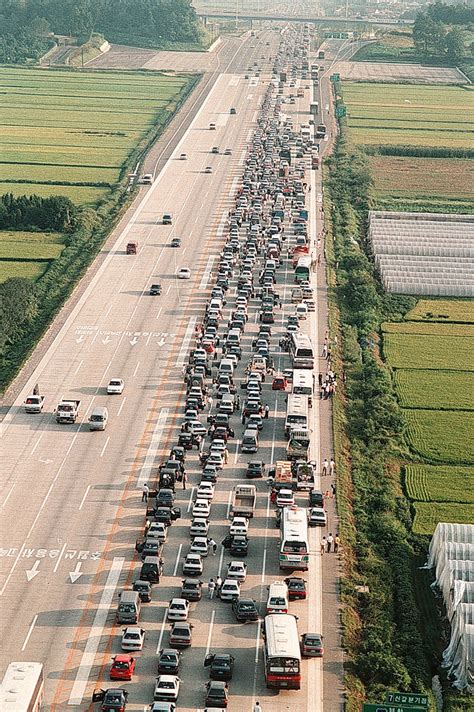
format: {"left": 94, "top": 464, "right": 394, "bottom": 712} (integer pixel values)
{"left": 266, "top": 581, "right": 289, "bottom": 614}
{"left": 219, "top": 358, "right": 235, "bottom": 376}
{"left": 242, "top": 428, "right": 259, "bottom": 453}
{"left": 89, "top": 406, "right": 108, "bottom": 431}
{"left": 226, "top": 328, "right": 241, "bottom": 346}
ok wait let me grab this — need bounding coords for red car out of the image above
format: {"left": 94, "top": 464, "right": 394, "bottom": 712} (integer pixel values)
{"left": 109, "top": 654, "right": 136, "bottom": 681}
{"left": 272, "top": 373, "right": 287, "bottom": 391}
{"left": 284, "top": 577, "right": 307, "bottom": 600}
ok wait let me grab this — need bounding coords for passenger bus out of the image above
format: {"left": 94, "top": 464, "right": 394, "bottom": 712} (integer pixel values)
{"left": 279, "top": 506, "right": 309, "bottom": 570}
{"left": 263, "top": 614, "right": 301, "bottom": 690}
{"left": 294, "top": 255, "right": 311, "bottom": 282}
{"left": 0, "top": 662, "right": 44, "bottom": 711}
{"left": 289, "top": 333, "right": 314, "bottom": 370}
{"left": 292, "top": 369, "right": 314, "bottom": 405}
{"left": 284, "top": 393, "right": 309, "bottom": 437}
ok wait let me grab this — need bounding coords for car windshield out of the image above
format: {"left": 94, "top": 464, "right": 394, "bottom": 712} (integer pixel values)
{"left": 113, "top": 661, "right": 129, "bottom": 669}
{"left": 161, "top": 653, "right": 175, "bottom": 661}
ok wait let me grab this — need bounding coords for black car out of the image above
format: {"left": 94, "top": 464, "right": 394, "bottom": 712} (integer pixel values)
{"left": 204, "top": 653, "right": 235, "bottom": 681}
{"left": 157, "top": 648, "right": 181, "bottom": 674}
{"left": 170, "top": 238, "right": 181, "bottom": 247}
{"left": 156, "top": 488, "right": 175, "bottom": 507}
{"left": 92, "top": 688, "right": 128, "bottom": 711}
{"left": 150, "top": 284, "right": 162, "bottom": 296}
{"left": 232, "top": 597, "right": 259, "bottom": 622}
{"left": 133, "top": 579, "right": 152, "bottom": 602}
{"left": 246, "top": 461, "right": 265, "bottom": 479}
{"left": 284, "top": 576, "right": 307, "bottom": 600}
{"left": 204, "top": 680, "right": 229, "bottom": 708}
{"left": 181, "top": 578, "right": 203, "bottom": 602}
{"left": 230, "top": 535, "right": 249, "bottom": 556}
{"left": 309, "top": 489, "right": 324, "bottom": 507}
{"left": 150, "top": 506, "right": 181, "bottom": 526}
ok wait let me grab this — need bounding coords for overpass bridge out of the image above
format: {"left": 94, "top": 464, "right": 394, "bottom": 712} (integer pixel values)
{"left": 199, "top": 11, "right": 412, "bottom": 27}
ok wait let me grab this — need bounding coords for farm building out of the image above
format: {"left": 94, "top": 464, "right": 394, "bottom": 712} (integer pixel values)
{"left": 427, "top": 522, "right": 474, "bottom": 694}
{"left": 368, "top": 211, "right": 474, "bottom": 297}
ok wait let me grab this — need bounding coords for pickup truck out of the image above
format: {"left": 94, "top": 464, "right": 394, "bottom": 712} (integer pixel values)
{"left": 55, "top": 399, "right": 80, "bottom": 424}
{"left": 230, "top": 484, "right": 256, "bottom": 519}
{"left": 23, "top": 395, "right": 45, "bottom": 413}
{"left": 286, "top": 429, "right": 311, "bottom": 461}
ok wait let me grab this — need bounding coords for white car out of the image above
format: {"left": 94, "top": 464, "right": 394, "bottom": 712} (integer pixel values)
{"left": 153, "top": 674, "right": 180, "bottom": 702}
{"left": 190, "top": 536, "right": 209, "bottom": 557}
{"left": 182, "top": 553, "right": 203, "bottom": 576}
{"left": 179, "top": 153, "right": 187, "bottom": 160}
{"left": 229, "top": 517, "right": 249, "bottom": 536}
{"left": 189, "top": 518, "right": 209, "bottom": 537}
{"left": 204, "top": 166, "right": 213, "bottom": 174}
{"left": 226, "top": 560, "right": 247, "bottom": 581}
{"left": 147, "top": 522, "right": 168, "bottom": 542}
{"left": 276, "top": 489, "right": 295, "bottom": 508}
{"left": 121, "top": 626, "right": 145, "bottom": 651}
{"left": 219, "top": 578, "right": 241, "bottom": 601}
{"left": 192, "top": 498, "right": 211, "bottom": 519}
{"left": 224, "top": 148, "right": 232, "bottom": 155}
{"left": 183, "top": 421, "right": 207, "bottom": 436}
{"left": 308, "top": 507, "right": 328, "bottom": 527}
{"left": 177, "top": 267, "right": 191, "bottom": 280}
{"left": 167, "top": 598, "right": 189, "bottom": 621}
{"left": 107, "top": 378, "right": 124, "bottom": 394}
{"left": 207, "top": 452, "right": 224, "bottom": 470}
{"left": 196, "top": 482, "right": 215, "bottom": 500}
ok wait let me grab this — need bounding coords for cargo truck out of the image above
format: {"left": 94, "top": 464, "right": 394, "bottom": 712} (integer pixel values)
{"left": 286, "top": 428, "right": 311, "bottom": 461}
{"left": 55, "top": 399, "right": 80, "bottom": 423}
{"left": 23, "top": 394, "right": 45, "bottom": 413}
{"left": 230, "top": 484, "right": 257, "bottom": 518}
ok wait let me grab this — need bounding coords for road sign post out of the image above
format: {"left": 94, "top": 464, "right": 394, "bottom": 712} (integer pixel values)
{"left": 335, "top": 106, "right": 346, "bottom": 118}
{"left": 330, "top": 73, "right": 340, "bottom": 82}
{"left": 363, "top": 705, "right": 427, "bottom": 712}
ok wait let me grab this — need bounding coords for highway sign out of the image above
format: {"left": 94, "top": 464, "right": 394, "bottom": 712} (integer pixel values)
{"left": 385, "top": 692, "right": 428, "bottom": 707}
{"left": 330, "top": 73, "right": 340, "bottom": 82}
{"left": 363, "top": 705, "right": 426, "bottom": 712}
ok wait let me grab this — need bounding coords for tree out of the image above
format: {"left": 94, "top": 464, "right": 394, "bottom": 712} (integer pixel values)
{"left": 444, "top": 27, "right": 465, "bottom": 60}
{"left": 0, "top": 278, "right": 39, "bottom": 354}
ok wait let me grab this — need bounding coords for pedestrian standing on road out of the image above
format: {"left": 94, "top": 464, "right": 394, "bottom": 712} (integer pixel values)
{"left": 330, "top": 458, "right": 335, "bottom": 477}
{"left": 253, "top": 702, "right": 263, "bottom": 712}
{"left": 321, "top": 537, "right": 326, "bottom": 555}
{"left": 322, "top": 343, "right": 328, "bottom": 358}
{"left": 322, "top": 458, "right": 329, "bottom": 476}
{"left": 216, "top": 575, "right": 222, "bottom": 596}
{"left": 334, "top": 534, "right": 340, "bottom": 554}
{"left": 209, "top": 538, "right": 217, "bottom": 556}
{"left": 331, "top": 482, "right": 336, "bottom": 497}
{"left": 208, "top": 578, "right": 215, "bottom": 599}
{"left": 264, "top": 404, "right": 270, "bottom": 419}
{"left": 182, "top": 472, "right": 188, "bottom": 490}
{"left": 208, "top": 395, "right": 213, "bottom": 412}
{"left": 241, "top": 412, "right": 246, "bottom": 425}
{"left": 327, "top": 533, "right": 334, "bottom": 553}
{"left": 142, "top": 483, "right": 149, "bottom": 502}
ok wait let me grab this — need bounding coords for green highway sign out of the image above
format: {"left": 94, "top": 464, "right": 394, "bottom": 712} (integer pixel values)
{"left": 363, "top": 705, "right": 426, "bottom": 712}
{"left": 385, "top": 692, "right": 428, "bottom": 707}
{"left": 330, "top": 73, "right": 340, "bottom": 82}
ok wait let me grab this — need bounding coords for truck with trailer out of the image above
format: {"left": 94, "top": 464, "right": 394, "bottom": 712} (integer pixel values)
{"left": 230, "top": 484, "right": 257, "bottom": 519}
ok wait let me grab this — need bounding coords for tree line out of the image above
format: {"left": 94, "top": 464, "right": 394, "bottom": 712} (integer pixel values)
{"left": 0, "top": 194, "right": 77, "bottom": 232}
{"left": 0, "top": 0, "right": 201, "bottom": 62}
{"left": 413, "top": 1, "right": 473, "bottom": 60}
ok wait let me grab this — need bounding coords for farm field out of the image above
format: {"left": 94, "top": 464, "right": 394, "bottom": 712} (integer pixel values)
{"left": 0, "top": 231, "right": 66, "bottom": 283}
{"left": 0, "top": 67, "right": 193, "bottom": 204}
{"left": 382, "top": 320, "right": 474, "bottom": 337}
{"left": 0, "top": 261, "right": 48, "bottom": 282}
{"left": 0, "top": 183, "right": 108, "bottom": 206}
{"left": 412, "top": 502, "right": 474, "bottom": 535}
{"left": 406, "top": 299, "right": 474, "bottom": 323}
{"left": 403, "top": 408, "right": 474, "bottom": 464}
{"left": 394, "top": 369, "right": 474, "bottom": 411}
{"left": 369, "top": 156, "right": 474, "bottom": 212}
{"left": 383, "top": 332, "right": 473, "bottom": 370}
{"left": 405, "top": 464, "right": 474, "bottom": 504}
{"left": 344, "top": 83, "right": 474, "bottom": 150}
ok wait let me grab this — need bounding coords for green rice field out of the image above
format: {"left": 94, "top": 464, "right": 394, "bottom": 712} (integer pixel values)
{"left": 412, "top": 502, "right": 474, "bottom": 535}
{"left": 403, "top": 408, "right": 474, "bottom": 464}
{"left": 344, "top": 83, "right": 474, "bottom": 150}
{"left": 394, "top": 369, "right": 474, "bottom": 411}
{"left": 0, "top": 261, "right": 48, "bottom": 282}
{"left": 405, "top": 464, "right": 474, "bottom": 504}
{"left": 382, "top": 320, "right": 474, "bottom": 337}
{"left": 406, "top": 299, "right": 474, "bottom": 323}
{"left": 383, "top": 332, "right": 473, "bottom": 371}
{"left": 0, "top": 231, "right": 66, "bottom": 283}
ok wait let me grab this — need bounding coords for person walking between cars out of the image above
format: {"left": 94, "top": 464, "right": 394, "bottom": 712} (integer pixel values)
{"left": 142, "top": 483, "right": 149, "bottom": 502}
{"left": 264, "top": 404, "right": 270, "bottom": 419}
{"left": 182, "top": 472, "right": 188, "bottom": 490}
{"left": 327, "top": 533, "right": 334, "bottom": 553}
{"left": 208, "top": 538, "right": 217, "bottom": 556}
{"left": 208, "top": 578, "right": 215, "bottom": 599}
{"left": 216, "top": 575, "right": 222, "bottom": 596}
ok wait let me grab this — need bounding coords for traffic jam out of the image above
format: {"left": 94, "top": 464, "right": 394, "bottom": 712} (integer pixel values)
{"left": 93, "top": 25, "right": 326, "bottom": 712}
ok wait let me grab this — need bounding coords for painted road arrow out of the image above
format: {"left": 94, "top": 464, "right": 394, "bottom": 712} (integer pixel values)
{"left": 26, "top": 561, "right": 41, "bottom": 582}
{"left": 130, "top": 337, "right": 138, "bottom": 346}
{"left": 69, "top": 562, "right": 83, "bottom": 583}
{"left": 76, "top": 335, "right": 85, "bottom": 344}
{"left": 102, "top": 336, "right": 111, "bottom": 345}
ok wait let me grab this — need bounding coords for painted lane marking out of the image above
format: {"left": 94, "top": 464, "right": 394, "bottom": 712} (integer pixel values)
{"left": 21, "top": 614, "right": 38, "bottom": 651}
{"left": 175, "top": 317, "right": 197, "bottom": 368}
{"left": 137, "top": 408, "right": 169, "bottom": 487}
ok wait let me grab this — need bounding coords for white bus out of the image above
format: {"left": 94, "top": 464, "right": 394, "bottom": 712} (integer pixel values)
{"left": 0, "top": 662, "right": 44, "bottom": 711}
{"left": 263, "top": 614, "right": 301, "bottom": 690}
{"left": 289, "top": 333, "right": 314, "bottom": 370}
{"left": 292, "top": 369, "right": 314, "bottom": 405}
{"left": 284, "top": 393, "right": 309, "bottom": 437}
{"left": 279, "top": 506, "right": 309, "bottom": 570}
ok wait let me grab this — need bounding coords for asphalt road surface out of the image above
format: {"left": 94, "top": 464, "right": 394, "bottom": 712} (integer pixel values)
{"left": 1, "top": 29, "right": 339, "bottom": 712}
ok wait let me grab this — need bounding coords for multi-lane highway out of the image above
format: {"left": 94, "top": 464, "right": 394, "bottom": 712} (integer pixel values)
{"left": 1, "top": 26, "right": 344, "bottom": 712}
